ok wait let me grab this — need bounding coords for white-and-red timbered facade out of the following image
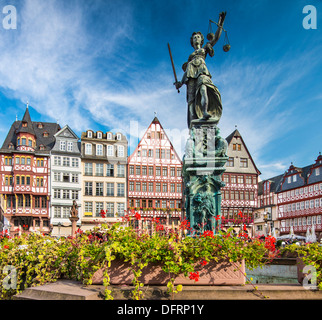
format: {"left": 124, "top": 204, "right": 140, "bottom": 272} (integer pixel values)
{"left": 220, "top": 129, "right": 261, "bottom": 227}
{"left": 127, "top": 117, "right": 183, "bottom": 225}
{"left": 0, "top": 106, "right": 60, "bottom": 235}
{"left": 277, "top": 155, "right": 322, "bottom": 236}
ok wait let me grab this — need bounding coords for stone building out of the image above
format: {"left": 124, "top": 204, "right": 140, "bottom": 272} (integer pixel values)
{"left": 0, "top": 106, "right": 60, "bottom": 235}
{"left": 80, "top": 129, "right": 128, "bottom": 230}
{"left": 221, "top": 128, "right": 261, "bottom": 232}
{"left": 50, "top": 125, "right": 82, "bottom": 236}
{"left": 127, "top": 117, "right": 183, "bottom": 230}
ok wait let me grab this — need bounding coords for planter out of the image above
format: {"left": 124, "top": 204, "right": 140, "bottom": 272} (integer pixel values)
{"left": 91, "top": 259, "right": 245, "bottom": 286}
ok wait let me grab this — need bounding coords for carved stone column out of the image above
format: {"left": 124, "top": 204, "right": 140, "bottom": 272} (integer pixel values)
{"left": 183, "top": 120, "right": 228, "bottom": 236}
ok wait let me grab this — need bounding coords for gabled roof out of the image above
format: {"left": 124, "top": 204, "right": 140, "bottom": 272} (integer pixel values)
{"left": 128, "top": 116, "right": 182, "bottom": 164}
{"left": 225, "top": 128, "right": 261, "bottom": 175}
{"left": 54, "top": 125, "right": 80, "bottom": 140}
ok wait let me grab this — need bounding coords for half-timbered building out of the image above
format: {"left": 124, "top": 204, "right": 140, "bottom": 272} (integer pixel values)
{"left": 0, "top": 106, "right": 60, "bottom": 235}
{"left": 127, "top": 117, "right": 183, "bottom": 229}
{"left": 277, "top": 154, "right": 322, "bottom": 238}
{"left": 221, "top": 128, "right": 261, "bottom": 230}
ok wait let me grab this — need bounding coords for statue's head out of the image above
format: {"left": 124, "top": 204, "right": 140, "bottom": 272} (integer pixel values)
{"left": 190, "top": 31, "right": 204, "bottom": 48}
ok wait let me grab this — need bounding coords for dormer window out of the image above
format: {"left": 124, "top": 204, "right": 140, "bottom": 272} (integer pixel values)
{"left": 87, "top": 131, "right": 93, "bottom": 138}
{"left": 8, "top": 143, "right": 14, "bottom": 149}
{"left": 107, "top": 132, "right": 112, "bottom": 140}
{"left": 116, "top": 133, "right": 122, "bottom": 140}
{"left": 37, "top": 123, "right": 43, "bottom": 129}
{"left": 39, "top": 145, "right": 45, "bottom": 151}
{"left": 97, "top": 132, "right": 102, "bottom": 139}
{"left": 43, "top": 131, "right": 49, "bottom": 137}
{"left": 22, "top": 122, "right": 27, "bottom": 128}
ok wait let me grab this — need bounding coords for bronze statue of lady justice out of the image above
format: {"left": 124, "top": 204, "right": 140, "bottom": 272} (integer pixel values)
{"left": 169, "top": 11, "right": 227, "bottom": 128}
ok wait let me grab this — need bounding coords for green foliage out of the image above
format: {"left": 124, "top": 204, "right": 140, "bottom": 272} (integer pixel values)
{"left": 0, "top": 225, "right": 284, "bottom": 300}
{"left": 284, "top": 243, "right": 322, "bottom": 290}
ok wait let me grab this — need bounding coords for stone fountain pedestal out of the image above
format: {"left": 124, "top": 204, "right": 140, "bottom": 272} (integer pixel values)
{"left": 183, "top": 120, "right": 228, "bottom": 235}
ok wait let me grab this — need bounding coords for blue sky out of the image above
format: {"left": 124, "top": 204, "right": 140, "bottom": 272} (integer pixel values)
{"left": 0, "top": 0, "right": 321, "bottom": 179}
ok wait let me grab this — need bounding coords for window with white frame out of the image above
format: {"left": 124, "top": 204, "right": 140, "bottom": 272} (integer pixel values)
{"left": 71, "top": 158, "right": 79, "bottom": 168}
{"left": 54, "top": 172, "right": 61, "bottom": 182}
{"left": 62, "top": 207, "right": 69, "bottom": 218}
{"left": 118, "top": 145, "right": 124, "bottom": 157}
{"left": 71, "top": 174, "right": 78, "bottom": 183}
{"left": 117, "top": 133, "right": 122, "bottom": 140}
{"left": 97, "top": 132, "right": 102, "bottom": 139}
{"left": 67, "top": 142, "right": 73, "bottom": 152}
{"left": 95, "top": 202, "right": 104, "bottom": 217}
{"left": 117, "top": 203, "right": 125, "bottom": 216}
{"left": 107, "top": 145, "right": 114, "bottom": 157}
{"left": 106, "top": 164, "right": 114, "bottom": 177}
{"left": 96, "top": 163, "right": 104, "bottom": 176}
{"left": 71, "top": 190, "right": 79, "bottom": 200}
{"left": 107, "top": 133, "right": 112, "bottom": 140}
{"left": 96, "top": 144, "right": 103, "bottom": 156}
{"left": 312, "top": 215, "right": 317, "bottom": 225}
{"left": 293, "top": 175, "right": 297, "bottom": 182}
{"left": 117, "top": 164, "right": 125, "bottom": 177}
{"left": 62, "top": 157, "right": 70, "bottom": 167}
{"left": 60, "top": 141, "right": 66, "bottom": 151}
{"left": 310, "top": 200, "right": 314, "bottom": 208}
{"left": 85, "top": 202, "right": 93, "bottom": 215}
{"left": 87, "top": 131, "right": 92, "bottom": 138}
{"left": 106, "top": 183, "right": 114, "bottom": 196}
{"left": 317, "top": 215, "right": 321, "bottom": 224}
{"left": 85, "top": 143, "right": 92, "bottom": 155}
{"left": 117, "top": 183, "right": 125, "bottom": 197}
{"left": 84, "top": 163, "right": 93, "bottom": 176}
{"left": 62, "top": 189, "right": 70, "bottom": 199}
{"left": 315, "top": 199, "right": 320, "bottom": 207}
{"left": 106, "top": 203, "right": 114, "bottom": 217}
{"left": 54, "top": 189, "right": 61, "bottom": 199}
{"left": 307, "top": 216, "right": 312, "bottom": 225}
{"left": 54, "top": 156, "right": 61, "bottom": 166}
{"left": 316, "top": 167, "right": 320, "bottom": 176}
{"left": 54, "top": 206, "right": 61, "bottom": 218}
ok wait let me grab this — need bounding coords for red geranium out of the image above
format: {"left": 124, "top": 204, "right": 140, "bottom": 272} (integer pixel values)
{"left": 189, "top": 271, "right": 200, "bottom": 282}
{"left": 135, "top": 212, "right": 141, "bottom": 220}
{"left": 201, "top": 230, "right": 214, "bottom": 238}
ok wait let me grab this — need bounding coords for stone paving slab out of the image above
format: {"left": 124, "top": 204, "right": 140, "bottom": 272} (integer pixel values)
{"left": 14, "top": 280, "right": 322, "bottom": 300}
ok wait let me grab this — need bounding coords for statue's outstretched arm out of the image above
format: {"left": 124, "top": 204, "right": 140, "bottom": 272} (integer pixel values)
{"left": 208, "top": 11, "right": 226, "bottom": 47}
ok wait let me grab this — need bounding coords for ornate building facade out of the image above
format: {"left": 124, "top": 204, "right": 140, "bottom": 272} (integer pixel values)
{"left": 277, "top": 154, "right": 322, "bottom": 238}
{"left": 127, "top": 117, "right": 183, "bottom": 229}
{"left": 221, "top": 129, "right": 261, "bottom": 230}
{"left": 0, "top": 106, "right": 60, "bottom": 235}
{"left": 253, "top": 174, "right": 283, "bottom": 237}
{"left": 50, "top": 125, "right": 82, "bottom": 236}
{"left": 80, "top": 129, "right": 128, "bottom": 230}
